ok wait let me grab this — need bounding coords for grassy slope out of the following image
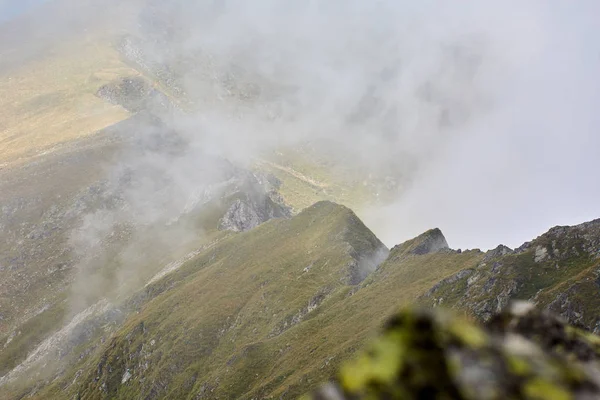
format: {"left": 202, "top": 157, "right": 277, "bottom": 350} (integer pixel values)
{"left": 0, "top": 2, "right": 387, "bottom": 397}
{"left": 0, "top": 0, "right": 146, "bottom": 169}
{"left": 0, "top": 131, "right": 128, "bottom": 382}
{"left": 256, "top": 148, "right": 375, "bottom": 213}
{"left": 0, "top": 38, "right": 136, "bottom": 167}
{"left": 12, "top": 202, "right": 484, "bottom": 400}
{"left": 0, "top": 174, "right": 251, "bottom": 386}
{"left": 7, "top": 4, "right": 598, "bottom": 399}
{"left": 64, "top": 201, "right": 381, "bottom": 399}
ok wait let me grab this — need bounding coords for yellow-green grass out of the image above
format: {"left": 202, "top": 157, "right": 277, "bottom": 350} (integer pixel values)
{"left": 16, "top": 202, "right": 483, "bottom": 399}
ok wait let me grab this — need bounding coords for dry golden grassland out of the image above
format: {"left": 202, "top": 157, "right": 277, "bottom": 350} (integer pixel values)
{"left": 0, "top": 36, "right": 137, "bottom": 167}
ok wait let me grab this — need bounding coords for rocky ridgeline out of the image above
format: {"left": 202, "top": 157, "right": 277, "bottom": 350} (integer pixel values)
{"left": 419, "top": 219, "right": 600, "bottom": 332}
{"left": 308, "top": 302, "right": 600, "bottom": 400}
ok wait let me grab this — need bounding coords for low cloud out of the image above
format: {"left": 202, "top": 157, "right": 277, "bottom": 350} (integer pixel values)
{"left": 9, "top": 1, "right": 598, "bottom": 310}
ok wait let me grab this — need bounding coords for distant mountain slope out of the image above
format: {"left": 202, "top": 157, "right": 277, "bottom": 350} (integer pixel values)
{"left": 0, "top": 0, "right": 146, "bottom": 167}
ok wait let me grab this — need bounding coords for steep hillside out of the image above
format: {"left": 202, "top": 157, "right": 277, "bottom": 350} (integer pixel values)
{"left": 0, "top": 112, "right": 293, "bottom": 390}
{"left": 2, "top": 202, "right": 489, "bottom": 399}
{"left": 0, "top": 3, "right": 401, "bottom": 389}
{"left": 1, "top": 2, "right": 599, "bottom": 399}
{"left": 2, "top": 193, "right": 599, "bottom": 399}
{"left": 2, "top": 202, "right": 384, "bottom": 398}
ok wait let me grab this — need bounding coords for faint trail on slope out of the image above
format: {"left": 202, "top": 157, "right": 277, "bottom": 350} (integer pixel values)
{"left": 256, "top": 159, "right": 328, "bottom": 190}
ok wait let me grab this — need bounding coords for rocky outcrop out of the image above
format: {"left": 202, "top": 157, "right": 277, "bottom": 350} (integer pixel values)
{"left": 388, "top": 228, "right": 449, "bottom": 262}
{"left": 483, "top": 244, "right": 513, "bottom": 261}
{"left": 218, "top": 172, "right": 291, "bottom": 233}
{"left": 424, "top": 268, "right": 474, "bottom": 298}
{"left": 96, "top": 76, "right": 173, "bottom": 115}
{"left": 218, "top": 195, "right": 287, "bottom": 232}
{"left": 420, "top": 218, "right": 600, "bottom": 329}
{"left": 410, "top": 228, "right": 449, "bottom": 255}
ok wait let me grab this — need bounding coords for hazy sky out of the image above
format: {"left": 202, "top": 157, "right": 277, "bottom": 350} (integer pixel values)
{"left": 362, "top": 1, "right": 600, "bottom": 250}
{"left": 0, "top": 0, "right": 48, "bottom": 23}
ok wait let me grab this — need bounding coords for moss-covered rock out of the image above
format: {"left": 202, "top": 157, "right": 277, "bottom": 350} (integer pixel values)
{"left": 308, "top": 302, "right": 600, "bottom": 399}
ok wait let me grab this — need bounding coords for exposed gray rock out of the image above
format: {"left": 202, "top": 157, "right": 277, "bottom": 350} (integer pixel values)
{"left": 483, "top": 244, "right": 513, "bottom": 261}
{"left": 424, "top": 269, "right": 473, "bottom": 298}
{"left": 547, "top": 291, "right": 586, "bottom": 328}
{"left": 411, "top": 228, "right": 449, "bottom": 255}
{"left": 534, "top": 245, "right": 549, "bottom": 262}
{"left": 421, "top": 218, "right": 600, "bottom": 328}
{"left": 96, "top": 76, "right": 174, "bottom": 115}
{"left": 494, "top": 280, "right": 519, "bottom": 313}
{"left": 217, "top": 169, "right": 292, "bottom": 233}
{"left": 219, "top": 197, "right": 265, "bottom": 232}
{"left": 218, "top": 193, "right": 290, "bottom": 233}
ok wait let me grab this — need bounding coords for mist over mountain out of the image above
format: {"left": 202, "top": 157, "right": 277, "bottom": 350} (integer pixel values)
{"left": 4, "top": 0, "right": 600, "bottom": 249}
{"left": 110, "top": 0, "right": 600, "bottom": 250}
{"left": 1, "top": 1, "right": 599, "bottom": 399}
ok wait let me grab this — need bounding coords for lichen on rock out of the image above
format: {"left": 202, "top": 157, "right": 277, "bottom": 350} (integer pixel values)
{"left": 306, "top": 302, "right": 600, "bottom": 399}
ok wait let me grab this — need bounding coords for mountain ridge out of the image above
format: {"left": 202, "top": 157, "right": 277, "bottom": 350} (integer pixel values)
{"left": 0, "top": 3, "right": 598, "bottom": 397}
{"left": 3, "top": 199, "right": 598, "bottom": 399}
{"left": 420, "top": 218, "right": 600, "bottom": 329}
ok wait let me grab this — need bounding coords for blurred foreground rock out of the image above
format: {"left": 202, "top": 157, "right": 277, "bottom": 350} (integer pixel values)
{"left": 306, "top": 302, "right": 600, "bottom": 399}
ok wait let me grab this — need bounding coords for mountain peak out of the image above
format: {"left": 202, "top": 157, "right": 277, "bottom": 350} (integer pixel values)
{"left": 411, "top": 228, "right": 449, "bottom": 255}
{"left": 389, "top": 228, "right": 450, "bottom": 259}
